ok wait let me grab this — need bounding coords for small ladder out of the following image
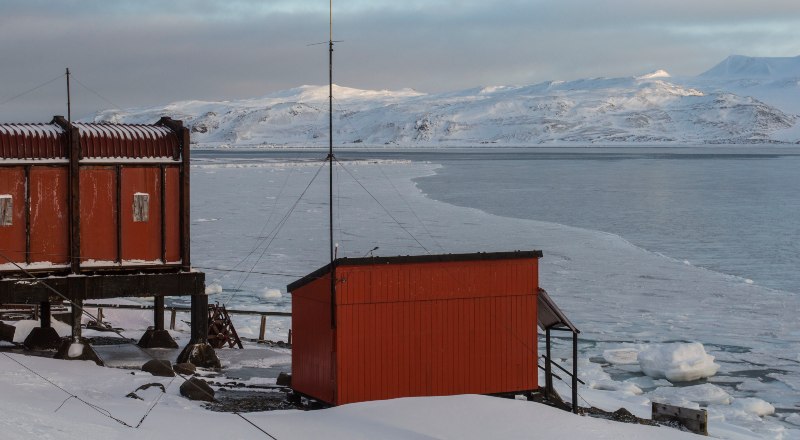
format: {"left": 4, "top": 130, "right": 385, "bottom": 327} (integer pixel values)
{"left": 207, "top": 303, "right": 243, "bottom": 349}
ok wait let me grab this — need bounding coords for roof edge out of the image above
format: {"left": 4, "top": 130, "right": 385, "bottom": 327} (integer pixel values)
{"left": 287, "top": 250, "right": 543, "bottom": 292}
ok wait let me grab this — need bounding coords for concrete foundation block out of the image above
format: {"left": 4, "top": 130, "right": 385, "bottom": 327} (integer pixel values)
{"left": 176, "top": 342, "right": 220, "bottom": 369}
{"left": 138, "top": 328, "right": 179, "bottom": 349}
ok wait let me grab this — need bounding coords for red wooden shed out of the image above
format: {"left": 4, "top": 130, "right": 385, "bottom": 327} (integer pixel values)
{"left": 288, "top": 250, "right": 543, "bottom": 405}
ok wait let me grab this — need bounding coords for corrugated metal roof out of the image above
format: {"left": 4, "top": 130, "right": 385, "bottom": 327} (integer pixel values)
{"left": 537, "top": 287, "right": 579, "bottom": 333}
{"left": 0, "top": 123, "right": 67, "bottom": 159}
{"left": 74, "top": 123, "right": 179, "bottom": 159}
{"left": 0, "top": 120, "right": 182, "bottom": 160}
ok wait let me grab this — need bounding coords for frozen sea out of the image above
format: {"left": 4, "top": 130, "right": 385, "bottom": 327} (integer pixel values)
{"left": 188, "top": 147, "right": 800, "bottom": 438}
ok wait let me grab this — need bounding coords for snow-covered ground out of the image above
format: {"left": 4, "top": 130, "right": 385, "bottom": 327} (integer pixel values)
{"left": 2, "top": 158, "right": 798, "bottom": 438}
{"left": 90, "top": 55, "right": 800, "bottom": 146}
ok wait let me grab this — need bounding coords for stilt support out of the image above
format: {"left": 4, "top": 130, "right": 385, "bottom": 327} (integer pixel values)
{"left": 177, "top": 293, "right": 219, "bottom": 368}
{"left": 138, "top": 296, "right": 178, "bottom": 348}
{"left": 23, "top": 301, "right": 60, "bottom": 350}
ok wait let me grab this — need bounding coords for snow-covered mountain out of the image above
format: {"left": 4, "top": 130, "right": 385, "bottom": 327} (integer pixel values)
{"left": 91, "top": 56, "right": 800, "bottom": 147}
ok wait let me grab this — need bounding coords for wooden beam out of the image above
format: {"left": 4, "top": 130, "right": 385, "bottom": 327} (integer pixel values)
{"left": 652, "top": 402, "right": 708, "bottom": 436}
{"left": 0, "top": 271, "right": 205, "bottom": 303}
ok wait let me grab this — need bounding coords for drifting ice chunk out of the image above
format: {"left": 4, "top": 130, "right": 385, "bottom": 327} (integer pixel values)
{"left": 259, "top": 288, "right": 282, "bottom": 299}
{"left": 652, "top": 383, "right": 732, "bottom": 406}
{"left": 603, "top": 347, "right": 640, "bottom": 365}
{"left": 730, "top": 397, "right": 775, "bottom": 417}
{"left": 205, "top": 282, "right": 223, "bottom": 295}
{"left": 638, "top": 342, "right": 720, "bottom": 382}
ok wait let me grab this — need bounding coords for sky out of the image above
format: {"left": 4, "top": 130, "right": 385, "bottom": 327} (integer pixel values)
{"left": 1, "top": 0, "right": 799, "bottom": 122}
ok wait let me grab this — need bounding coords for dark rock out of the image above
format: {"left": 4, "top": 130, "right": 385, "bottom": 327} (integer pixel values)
{"left": 54, "top": 338, "right": 104, "bottom": 366}
{"left": 176, "top": 343, "right": 221, "bottom": 369}
{"left": 142, "top": 359, "right": 175, "bottom": 377}
{"left": 127, "top": 382, "right": 167, "bottom": 400}
{"left": 23, "top": 326, "right": 62, "bottom": 350}
{"left": 611, "top": 408, "right": 638, "bottom": 423}
{"left": 0, "top": 321, "right": 15, "bottom": 342}
{"left": 138, "top": 328, "right": 179, "bottom": 349}
{"left": 173, "top": 362, "right": 196, "bottom": 376}
{"left": 180, "top": 377, "right": 215, "bottom": 402}
{"left": 276, "top": 372, "right": 292, "bottom": 387}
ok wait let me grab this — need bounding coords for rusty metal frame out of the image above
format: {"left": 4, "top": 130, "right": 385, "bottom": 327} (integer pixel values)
{"left": 24, "top": 165, "right": 31, "bottom": 265}
{"left": 160, "top": 164, "right": 167, "bottom": 263}
{"left": 115, "top": 164, "right": 122, "bottom": 264}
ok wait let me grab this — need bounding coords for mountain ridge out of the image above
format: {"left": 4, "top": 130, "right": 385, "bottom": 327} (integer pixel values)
{"left": 91, "top": 56, "right": 800, "bottom": 147}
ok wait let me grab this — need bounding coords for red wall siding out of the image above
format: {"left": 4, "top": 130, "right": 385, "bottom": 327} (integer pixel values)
{"left": 291, "top": 274, "right": 336, "bottom": 403}
{"left": 291, "top": 256, "right": 539, "bottom": 406}
{"left": 79, "top": 167, "right": 117, "bottom": 262}
{"left": 0, "top": 167, "right": 27, "bottom": 263}
{"left": 164, "top": 166, "right": 181, "bottom": 263}
{"left": 29, "top": 167, "right": 69, "bottom": 265}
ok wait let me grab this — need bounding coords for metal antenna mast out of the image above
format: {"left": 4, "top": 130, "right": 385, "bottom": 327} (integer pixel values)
{"left": 66, "top": 68, "right": 71, "bottom": 123}
{"left": 328, "top": 0, "right": 337, "bottom": 326}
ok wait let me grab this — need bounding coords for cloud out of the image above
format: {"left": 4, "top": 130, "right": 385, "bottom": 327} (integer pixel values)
{"left": 1, "top": 0, "right": 799, "bottom": 122}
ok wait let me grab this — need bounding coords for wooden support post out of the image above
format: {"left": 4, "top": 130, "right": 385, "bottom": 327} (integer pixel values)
{"left": 287, "top": 328, "right": 292, "bottom": 345}
{"left": 170, "top": 308, "right": 177, "bottom": 330}
{"left": 39, "top": 301, "right": 51, "bottom": 329}
{"left": 572, "top": 331, "right": 578, "bottom": 414}
{"left": 258, "top": 315, "right": 267, "bottom": 342}
{"left": 97, "top": 307, "right": 103, "bottom": 325}
{"left": 190, "top": 294, "right": 208, "bottom": 344}
{"left": 70, "top": 299, "right": 82, "bottom": 340}
{"left": 33, "top": 303, "right": 39, "bottom": 321}
{"left": 68, "top": 125, "right": 81, "bottom": 274}
{"left": 154, "top": 296, "right": 165, "bottom": 331}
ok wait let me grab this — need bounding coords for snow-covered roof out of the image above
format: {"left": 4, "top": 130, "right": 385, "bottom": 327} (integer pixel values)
{"left": 74, "top": 122, "right": 179, "bottom": 159}
{"left": 0, "top": 123, "right": 67, "bottom": 159}
{"left": 0, "top": 119, "right": 182, "bottom": 160}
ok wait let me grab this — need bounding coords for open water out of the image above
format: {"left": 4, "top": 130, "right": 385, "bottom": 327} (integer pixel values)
{"left": 195, "top": 146, "right": 800, "bottom": 295}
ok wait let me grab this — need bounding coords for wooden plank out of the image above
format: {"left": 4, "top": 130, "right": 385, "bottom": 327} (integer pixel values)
{"left": 652, "top": 402, "right": 708, "bottom": 435}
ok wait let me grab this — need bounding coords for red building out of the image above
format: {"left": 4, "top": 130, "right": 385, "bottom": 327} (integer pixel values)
{"left": 0, "top": 117, "right": 212, "bottom": 364}
{"left": 288, "top": 251, "right": 542, "bottom": 405}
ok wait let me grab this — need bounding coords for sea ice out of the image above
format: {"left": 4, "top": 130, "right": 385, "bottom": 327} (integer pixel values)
{"left": 638, "top": 342, "right": 720, "bottom": 382}
{"left": 259, "top": 288, "right": 282, "bottom": 299}
{"left": 730, "top": 398, "right": 775, "bottom": 417}
{"left": 651, "top": 383, "right": 732, "bottom": 406}
{"left": 205, "top": 282, "right": 223, "bottom": 294}
{"left": 603, "top": 347, "right": 640, "bottom": 365}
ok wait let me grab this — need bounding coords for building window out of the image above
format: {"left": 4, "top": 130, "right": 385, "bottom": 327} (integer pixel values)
{"left": 0, "top": 195, "right": 12, "bottom": 226}
{"left": 133, "top": 193, "right": 150, "bottom": 222}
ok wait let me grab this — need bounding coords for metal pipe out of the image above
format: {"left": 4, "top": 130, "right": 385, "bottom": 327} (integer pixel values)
{"left": 572, "top": 331, "right": 578, "bottom": 414}
{"left": 545, "top": 327, "right": 553, "bottom": 397}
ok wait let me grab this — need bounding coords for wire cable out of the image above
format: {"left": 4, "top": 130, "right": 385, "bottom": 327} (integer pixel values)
{"left": 71, "top": 74, "right": 121, "bottom": 109}
{"left": 0, "top": 352, "right": 133, "bottom": 427}
{"left": 223, "top": 160, "right": 327, "bottom": 305}
{"left": 335, "top": 158, "right": 431, "bottom": 254}
{"left": 0, "top": 73, "right": 64, "bottom": 107}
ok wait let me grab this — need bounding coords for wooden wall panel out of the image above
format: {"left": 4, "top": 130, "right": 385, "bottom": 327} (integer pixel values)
{"left": 0, "top": 167, "right": 26, "bottom": 264}
{"left": 29, "top": 167, "right": 69, "bottom": 265}
{"left": 120, "top": 167, "right": 161, "bottom": 262}
{"left": 79, "top": 167, "right": 117, "bottom": 262}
